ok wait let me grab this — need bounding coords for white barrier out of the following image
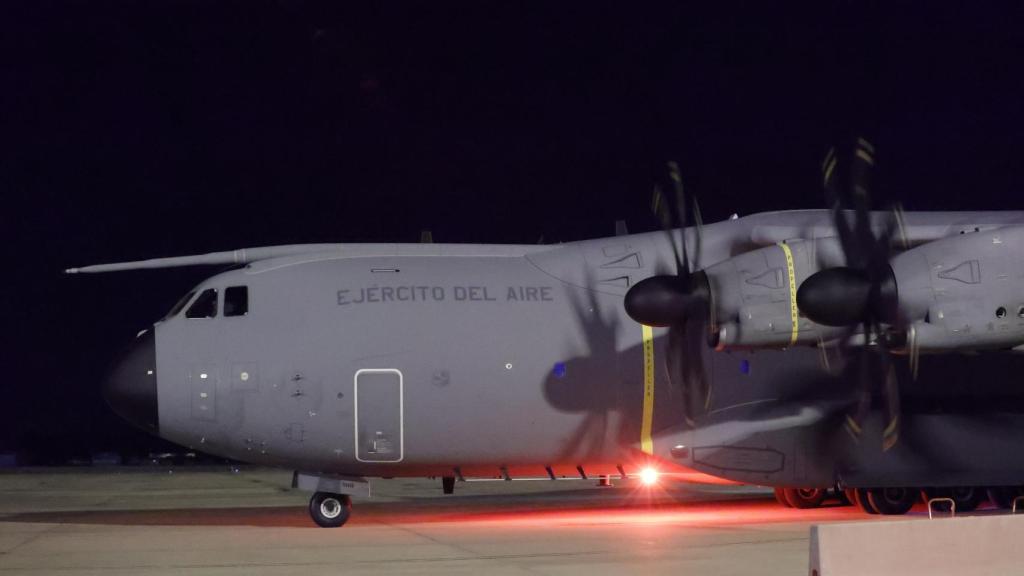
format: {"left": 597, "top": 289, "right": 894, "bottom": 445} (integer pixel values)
{"left": 809, "top": 515, "right": 1024, "bottom": 576}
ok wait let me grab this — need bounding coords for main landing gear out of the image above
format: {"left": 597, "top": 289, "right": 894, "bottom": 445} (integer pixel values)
{"left": 772, "top": 485, "right": 915, "bottom": 515}
{"left": 922, "top": 487, "right": 983, "bottom": 513}
{"left": 309, "top": 492, "right": 352, "bottom": 528}
{"left": 986, "top": 486, "right": 1024, "bottom": 510}
{"left": 775, "top": 484, "right": 1024, "bottom": 515}
{"left": 865, "top": 487, "right": 917, "bottom": 515}
{"left": 774, "top": 486, "right": 843, "bottom": 508}
{"left": 776, "top": 487, "right": 828, "bottom": 508}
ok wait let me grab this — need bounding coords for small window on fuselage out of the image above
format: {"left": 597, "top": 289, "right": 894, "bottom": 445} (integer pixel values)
{"left": 224, "top": 286, "right": 248, "bottom": 317}
{"left": 186, "top": 288, "right": 218, "bottom": 319}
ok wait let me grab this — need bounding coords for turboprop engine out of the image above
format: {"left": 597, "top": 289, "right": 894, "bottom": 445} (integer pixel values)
{"left": 705, "top": 238, "right": 849, "bottom": 349}
{"left": 799, "top": 225, "right": 1024, "bottom": 354}
{"left": 625, "top": 237, "right": 848, "bottom": 350}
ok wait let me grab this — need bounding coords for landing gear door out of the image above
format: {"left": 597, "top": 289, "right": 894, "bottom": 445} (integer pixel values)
{"left": 354, "top": 369, "right": 404, "bottom": 463}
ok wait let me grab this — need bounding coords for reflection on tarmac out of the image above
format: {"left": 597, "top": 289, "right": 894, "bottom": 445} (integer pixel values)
{"left": 5, "top": 491, "right": 863, "bottom": 528}
{"left": 0, "top": 468, "right": 903, "bottom": 575}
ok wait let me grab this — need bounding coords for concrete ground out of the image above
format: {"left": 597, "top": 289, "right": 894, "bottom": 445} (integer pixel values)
{"left": 0, "top": 467, "right": 887, "bottom": 575}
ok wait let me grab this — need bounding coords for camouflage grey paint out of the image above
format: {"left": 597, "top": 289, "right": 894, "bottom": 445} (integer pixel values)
{"left": 90, "top": 209, "right": 1024, "bottom": 488}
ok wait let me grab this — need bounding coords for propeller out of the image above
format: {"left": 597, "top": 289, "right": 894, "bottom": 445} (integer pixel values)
{"left": 796, "top": 138, "right": 914, "bottom": 451}
{"left": 623, "top": 162, "right": 713, "bottom": 423}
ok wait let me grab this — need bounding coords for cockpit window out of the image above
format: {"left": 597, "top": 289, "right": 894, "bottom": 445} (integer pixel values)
{"left": 166, "top": 290, "right": 196, "bottom": 319}
{"left": 224, "top": 286, "right": 248, "bottom": 317}
{"left": 186, "top": 288, "right": 218, "bottom": 319}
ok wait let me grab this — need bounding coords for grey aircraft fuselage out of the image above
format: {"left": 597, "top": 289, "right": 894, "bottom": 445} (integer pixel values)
{"left": 96, "top": 209, "right": 1024, "bottom": 490}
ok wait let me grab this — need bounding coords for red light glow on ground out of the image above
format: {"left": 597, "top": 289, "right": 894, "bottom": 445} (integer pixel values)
{"left": 7, "top": 495, "right": 897, "bottom": 530}
{"left": 365, "top": 498, "right": 874, "bottom": 529}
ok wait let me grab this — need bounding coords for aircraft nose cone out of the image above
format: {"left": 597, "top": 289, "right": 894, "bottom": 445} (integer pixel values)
{"left": 103, "top": 330, "right": 159, "bottom": 433}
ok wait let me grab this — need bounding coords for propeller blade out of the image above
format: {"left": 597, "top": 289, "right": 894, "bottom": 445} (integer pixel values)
{"left": 665, "top": 313, "right": 710, "bottom": 425}
{"left": 652, "top": 184, "right": 684, "bottom": 275}
{"left": 692, "top": 197, "right": 704, "bottom": 273}
{"left": 632, "top": 161, "right": 713, "bottom": 426}
{"left": 881, "top": 203, "right": 909, "bottom": 251}
{"left": 842, "top": 324, "right": 873, "bottom": 444}
{"left": 908, "top": 323, "right": 920, "bottom": 381}
{"left": 667, "top": 161, "right": 690, "bottom": 277}
{"left": 881, "top": 355, "right": 901, "bottom": 451}
{"left": 664, "top": 321, "right": 689, "bottom": 422}
{"left": 823, "top": 146, "right": 855, "bottom": 258}
{"left": 686, "top": 304, "right": 711, "bottom": 412}
{"left": 810, "top": 138, "right": 910, "bottom": 450}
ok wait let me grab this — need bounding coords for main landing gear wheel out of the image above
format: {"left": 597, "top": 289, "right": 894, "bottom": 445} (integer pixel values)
{"left": 922, "top": 488, "right": 953, "bottom": 512}
{"left": 843, "top": 488, "right": 857, "bottom": 506}
{"left": 834, "top": 488, "right": 851, "bottom": 506}
{"left": 923, "top": 487, "right": 983, "bottom": 513}
{"left": 867, "top": 487, "right": 917, "bottom": 515}
{"left": 949, "top": 487, "right": 982, "bottom": 512}
{"left": 309, "top": 492, "right": 352, "bottom": 528}
{"left": 987, "top": 487, "right": 1023, "bottom": 509}
{"left": 783, "top": 487, "right": 827, "bottom": 509}
{"left": 854, "top": 488, "right": 878, "bottom": 514}
{"left": 774, "top": 488, "right": 792, "bottom": 507}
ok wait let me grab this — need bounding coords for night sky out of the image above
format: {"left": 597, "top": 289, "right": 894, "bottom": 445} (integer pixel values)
{"left": 3, "top": 2, "right": 1023, "bottom": 462}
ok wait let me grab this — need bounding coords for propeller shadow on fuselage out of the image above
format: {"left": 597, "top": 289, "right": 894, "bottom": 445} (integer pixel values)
{"left": 541, "top": 286, "right": 1024, "bottom": 488}
{"left": 540, "top": 281, "right": 632, "bottom": 463}
{"left": 537, "top": 269, "right": 840, "bottom": 467}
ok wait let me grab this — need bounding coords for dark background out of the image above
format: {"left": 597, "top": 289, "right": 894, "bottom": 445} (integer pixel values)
{"left": 2, "top": 2, "right": 1022, "bottom": 462}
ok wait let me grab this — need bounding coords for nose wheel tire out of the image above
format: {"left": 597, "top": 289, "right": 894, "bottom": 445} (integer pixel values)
{"left": 309, "top": 492, "right": 352, "bottom": 528}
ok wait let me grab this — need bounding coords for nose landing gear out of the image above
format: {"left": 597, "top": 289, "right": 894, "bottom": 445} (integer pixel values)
{"left": 309, "top": 492, "right": 352, "bottom": 528}
{"left": 293, "top": 472, "right": 368, "bottom": 528}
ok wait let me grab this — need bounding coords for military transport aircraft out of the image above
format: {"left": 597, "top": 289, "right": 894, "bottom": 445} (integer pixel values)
{"left": 70, "top": 140, "right": 1024, "bottom": 526}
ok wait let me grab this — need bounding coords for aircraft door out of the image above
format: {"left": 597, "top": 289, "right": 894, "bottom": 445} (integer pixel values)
{"left": 354, "top": 369, "right": 404, "bottom": 462}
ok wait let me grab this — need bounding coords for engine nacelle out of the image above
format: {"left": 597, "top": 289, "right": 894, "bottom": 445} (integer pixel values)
{"left": 707, "top": 238, "right": 846, "bottom": 349}
{"left": 891, "top": 225, "right": 1024, "bottom": 352}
